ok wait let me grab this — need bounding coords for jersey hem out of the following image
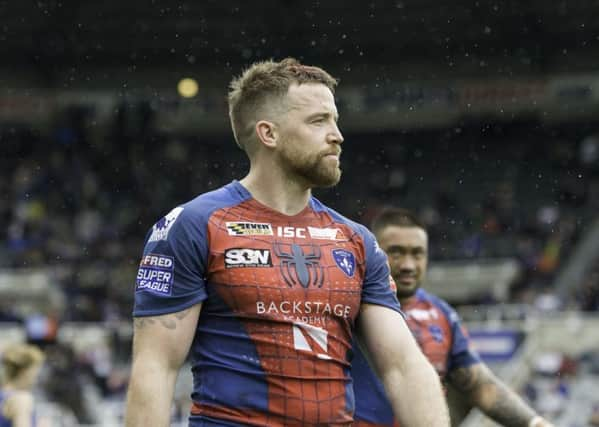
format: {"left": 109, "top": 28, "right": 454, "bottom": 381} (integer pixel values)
{"left": 132, "top": 292, "right": 207, "bottom": 317}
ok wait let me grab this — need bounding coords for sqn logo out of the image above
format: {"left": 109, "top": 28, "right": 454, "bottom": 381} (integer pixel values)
{"left": 226, "top": 222, "right": 273, "bottom": 236}
{"left": 224, "top": 248, "right": 272, "bottom": 268}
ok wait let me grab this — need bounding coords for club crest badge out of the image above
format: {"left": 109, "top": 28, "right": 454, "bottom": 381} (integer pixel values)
{"left": 332, "top": 249, "right": 356, "bottom": 278}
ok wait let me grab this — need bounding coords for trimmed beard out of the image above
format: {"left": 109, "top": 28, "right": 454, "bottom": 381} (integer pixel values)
{"left": 279, "top": 144, "right": 342, "bottom": 188}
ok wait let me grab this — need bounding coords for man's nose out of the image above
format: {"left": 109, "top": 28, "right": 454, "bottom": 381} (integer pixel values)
{"left": 328, "top": 123, "right": 344, "bottom": 145}
{"left": 399, "top": 256, "right": 416, "bottom": 271}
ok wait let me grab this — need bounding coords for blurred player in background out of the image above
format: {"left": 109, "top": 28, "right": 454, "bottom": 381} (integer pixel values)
{"left": 0, "top": 343, "right": 45, "bottom": 427}
{"left": 352, "top": 207, "right": 554, "bottom": 427}
{"left": 125, "top": 58, "right": 449, "bottom": 426}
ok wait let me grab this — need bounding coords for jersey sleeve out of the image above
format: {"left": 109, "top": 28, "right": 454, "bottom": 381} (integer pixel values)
{"left": 359, "top": 227, "right": 402, "bottom": 314}
{"left": 133, "top": 205, "right": 209, "bottom": 317}
{"left": 444, "top": 303, "right": 481, "bottom": 372}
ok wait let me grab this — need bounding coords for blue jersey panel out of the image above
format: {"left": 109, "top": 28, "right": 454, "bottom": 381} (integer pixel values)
{"left": 426, "top": 292, "right": 481, "bottom": 372}
{"left": 359, "top": 228, "right": 401, "bottom": 313}
{"left": 133, "top": 183, "right": 249, "bottom": 317}
{"left": 0, "top": 390, "right": 11, "bottom": 427}
{"left": 350, "top": 342, "right": 395, "bottom": 426}
{"left": 191, "top": 288, "right": 268, "bottom": 413}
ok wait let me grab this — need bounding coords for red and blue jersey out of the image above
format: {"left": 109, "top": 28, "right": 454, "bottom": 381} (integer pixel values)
{"left": 133, "top": 181, "right": 401, "bottom": 426}
{"left": 352, "top": 288, "right": 480, "bottom": 427}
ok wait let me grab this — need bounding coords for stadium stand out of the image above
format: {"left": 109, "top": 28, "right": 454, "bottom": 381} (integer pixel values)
{"left": 1, "top": 104, "right": 598, "bottom": 425}
{"left": 1, "top": 1, "right": 599, "bottom": 424}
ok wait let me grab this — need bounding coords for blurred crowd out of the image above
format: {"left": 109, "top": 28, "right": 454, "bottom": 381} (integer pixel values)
{"left": 1, "top": 105, "right": 599, "bottom": 323}
{"left": 0, "top": 103, "right": 598, "bottom": 425}
{"left": 576, "top": 249, "right": 599, "bottom": 311}
{"left": 523, "top": 350, "right": 599, "bottom": 426}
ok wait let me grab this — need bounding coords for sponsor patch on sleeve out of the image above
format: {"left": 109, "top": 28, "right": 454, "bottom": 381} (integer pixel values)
{"left": 136, "top": 254, "right": 175, "bottom": 296}
{"left": 148, "top": 207, "right": 184, "bottom": 242}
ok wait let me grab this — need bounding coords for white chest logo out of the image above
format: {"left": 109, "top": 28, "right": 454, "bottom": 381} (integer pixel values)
{"left": 406, "top": 308, "right": 439, "bottom": 321}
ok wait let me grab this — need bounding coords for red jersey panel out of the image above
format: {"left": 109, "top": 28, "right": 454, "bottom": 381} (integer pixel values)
{"left": 133, "top": 181, "right": 401, "bottom": 426}
{"left": 352, "top": 289, "right": 480, "bottom": 427}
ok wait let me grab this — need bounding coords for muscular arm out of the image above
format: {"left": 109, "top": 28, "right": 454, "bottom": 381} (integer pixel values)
{"left": 448, "top": 363, "right": 550, "bottom": 427}
{"left": 125, "top": 304, "right": 202, "bottom": 427}
{"left": 357, "top": 303, "right": 449, "bottom": 427}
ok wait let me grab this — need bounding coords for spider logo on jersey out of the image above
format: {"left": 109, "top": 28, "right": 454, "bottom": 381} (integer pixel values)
{"left": 274, "top": 243, "right": 324, "bottom": 288}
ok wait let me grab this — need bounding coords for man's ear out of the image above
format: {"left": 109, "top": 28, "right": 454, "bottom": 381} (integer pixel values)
{"left": 255, "top": 120, "right": 278, "bottom": 149}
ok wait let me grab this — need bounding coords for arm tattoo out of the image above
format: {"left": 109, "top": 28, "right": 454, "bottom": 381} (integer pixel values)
{"left": 134, "top": 308, "right": 193, "bottom": 331}
{"left": 448, "top": 364, "right": 537, "bottom": 427}
{"left": 448, "top": 363, "right": 481, "bottom": 391}
{"left": 175, "top": 309, "right": 192, "bottom": 320}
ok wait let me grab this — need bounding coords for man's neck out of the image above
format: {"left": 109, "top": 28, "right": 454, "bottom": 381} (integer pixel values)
{"left": 398, "top": 294, "right": 417, "bottom": 308}
{"left": 240, "top": 166, "right": 311, "bottom": 216}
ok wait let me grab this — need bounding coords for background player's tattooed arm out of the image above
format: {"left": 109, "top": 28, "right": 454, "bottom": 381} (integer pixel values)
{"left": 133, "top": 307, "right": 194, "bottom": 330}
{"left": 447, "top": 363, "right": 538, "bottom": 427}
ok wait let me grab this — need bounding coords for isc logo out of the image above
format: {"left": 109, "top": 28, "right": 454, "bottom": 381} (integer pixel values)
{"left": 277, "top": 226, "right": 306, "bottom": 238}
{"left": 224, "top": 248, "right": 272, "bottom": 268}
{"left": 275, "top": 226, "right": 342, "bottom": 240}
